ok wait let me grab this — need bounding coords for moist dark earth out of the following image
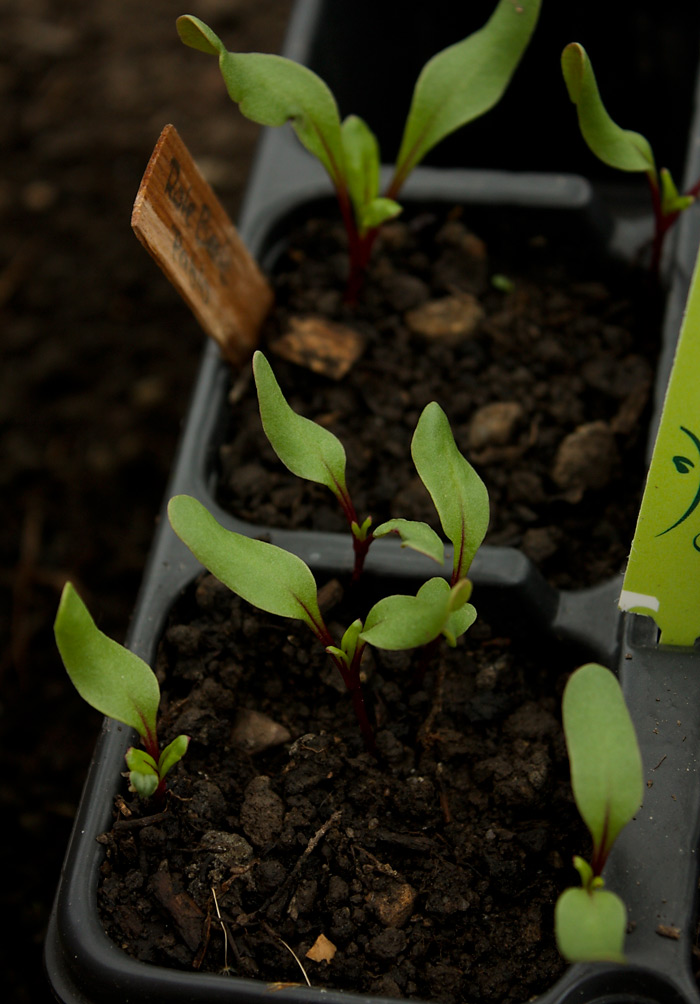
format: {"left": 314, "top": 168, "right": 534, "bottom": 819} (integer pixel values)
{"left": 217, "top": 209, "right": 660, "bottom": 588}
{"left": 98, "top": 574, "right": 586, "bottom": 1004}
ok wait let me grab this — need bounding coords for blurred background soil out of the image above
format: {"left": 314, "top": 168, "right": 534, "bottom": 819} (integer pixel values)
{"left": 0, "top": 2, "right": 293, "bottom": 999}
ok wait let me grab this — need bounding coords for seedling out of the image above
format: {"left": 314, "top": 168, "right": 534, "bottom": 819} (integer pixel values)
{"left": 177, "top": 0, "right": 541, "bottom": 298}
{"left": 253, "top": 350, "right": 488, "bottom": 584}
{"left": 54, "top": 582, "right": 189, "bottom": 799}
{"left": 168, "top": 371, "right": 489, "bottom": 751}
{"left": 561, "top": 43, "right": 700, "bottom": 275}
{"left": 555, "top": 662, "right": 644, "bottom": 963}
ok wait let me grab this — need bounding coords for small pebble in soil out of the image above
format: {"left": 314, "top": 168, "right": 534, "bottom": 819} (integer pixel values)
{"left": 240, "top": 775, "right": 285, "bottom": 846}
{"left": 552, "top": 420, "right": 619, "bottom": 499}
{"left": 404, "top": 293, "right": 484, "bottom": 340}
{"left": 468, "top": 401, "right": 524, "bottom": 450}
{"left": 230, "top": 708, "right": 291, "bottom": 754}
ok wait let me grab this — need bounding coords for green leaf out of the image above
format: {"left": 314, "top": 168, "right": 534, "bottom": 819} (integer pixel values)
{"left": 443, "top": 595, "right": 477, "bottom": 647}
{"left": 660, "top": 167, "right": 695, "bottom": 215}
{"left": 158, "top": 734, "right": 191, "bottom": 779}
{"left": 327, "top": 619, "right": 364, "bottom": 669}
{"left": 341, "top": 115, "right": 381, "bottom": 230}
{"left": 572, "top": 855, "right": 596, "bottom": 891}
{"left": 562, "top": 663, "right": 643, "bottom": 867}
{"left": 168, "top": 494, "right": 324, "bottom": 635}
{"left": 352, "top": 516, "right": 373, "bottom": 541}
{"left": 411, "top": 402, "right": 489, "bottom": 582}
{"left": 177, "top": 16, "right": 345, "bottom": 188}
{"left": 373, "top": 518, "right": 445, "bottom": 565}
{"left": 359, "top": 197, "right": 402, "bottom": 232}
{"left": 124, "top": 747, "right": 160, "bottom": 799}
{"left": 393, "top": 0, "right": 541, "bottom": 188}
{"left": 176, "top": 14, "right": 221, "bottom": 54}
{"left": 555, "top": 886, "right": 627, "bottom": 963}
{"left": 338, "top": 115, "right": 402, "bottom": 233}
{"left": 54, "top": 583, "right": 160, "bottom": 746}
{"left": 561, "top": 43, "right": 655, "bottom": 175}
{"left": 128, "top": 770, "right": 160, "bottom": 799}
{"left": 125, "top": 747, "right": 158, "bottom": 776}
{"left": 253, "top": 351, "right": 350, "bottom": 506}
{"left": 361, "top": 576, "right": 468, "bottom": 650}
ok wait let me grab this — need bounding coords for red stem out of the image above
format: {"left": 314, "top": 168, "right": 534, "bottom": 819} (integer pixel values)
{"left": 646, "top": 170, "right": 700, "bottom": 277}
{"left": 343, "top": 165, "right": 408, "bottom": 303}
{"left": 315, "top": 623, "right": 376, "bottom": 754}
{"left": 350, "top": 532, "right": 373, "bottom": 583}
{"left": 344, "top": 229, "right": 380, "bottom": 304}
{"left": 334, "top": 485, "right": 374, "bottom": 582}
{"left": 141, "top": 725, "right": 160, "bottom": 765}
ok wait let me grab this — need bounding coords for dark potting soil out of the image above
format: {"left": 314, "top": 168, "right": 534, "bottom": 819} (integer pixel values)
{"left": 217, "top": 209, "right": 661, "bottom": 589}
{"left": 98, "top": 572, "right": 586, "bottom": 1004}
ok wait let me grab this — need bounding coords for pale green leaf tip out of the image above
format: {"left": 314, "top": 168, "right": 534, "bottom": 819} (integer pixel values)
{"left": 168, "top": 492, "right": 194, "bottom": 522}
{"left": 561, "top": 42, "right": 585, "bottom": 103}
{"left": 176, "top": 15, "right": 223, "bottom": 56}
{"left": 54, "top": 580, "right": 75, "bottom": 630}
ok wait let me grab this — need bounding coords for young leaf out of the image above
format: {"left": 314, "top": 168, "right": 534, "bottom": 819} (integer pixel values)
{"left": 562, "top": 663, "right": 643, "bottom": 871}
{"left": 561, "top": 43, "right": 655, "bottom": 175}
{"left": 555, "top": 886, "right": 627, "bottom": 964}
{"left": 176, "top": 16, "right": 346, "bottom": 188}
{"left": 351, "top": 515, "right": 373, "bottom": 541}
{"left": 125, "top": 748, "right": 158, "bottom": 775}
{"left": 411, "top": 402, "right": 489, "bottom": 582}
{"left": 392, "top": 0, "right": 541, "bottom": 189}
{"left": 54, "top": 582, "right": 160, "bottom": 747}
{"left": 253, "top": 351, "right": 350, "bottom": 506}
{"left": 360, "top": 197, "right": 403, "bottom": 232}
{"left": 326, "top": 619, "right": 364, "bottom": 669}
{"left": 167, "top": 494, "right": 325, "bottom": 635}
{"left": 125, "top": 747, "right": 160, "bottom": 797}
{"left": 442, "top": 591, "right": 477, "bottom": 647}
{"left": 660, "top": 167, "right": 695, "bottom": 215}
{"left": 373, "top": 517, "right": 445, "bottom": 565}
{"left": 157, "top": 734, "right": 190, "bottom": 780}
{"left": 340, "top": 115, "right": 401, "bottom": 233}
{"left": 360, "top": 576, "right": 471, "bottom": 651}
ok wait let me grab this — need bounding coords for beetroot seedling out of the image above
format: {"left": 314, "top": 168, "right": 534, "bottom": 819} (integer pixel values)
{"left": 253, "top": 350, "right": 488, "bottom": 583}
{"left": 54, "top": 582, "right": 189, "bottom": 800}
{"left": 555, "top": 662, "right": 643, "bottom": 963}
{"left": 168, "top": 390, "right": 489, "bottom": 752}
{"left": 562, "top": 43, "right": 699, "bottom": 275}
{"left": 177, "top": 1, "right": 541, "bottom": 298}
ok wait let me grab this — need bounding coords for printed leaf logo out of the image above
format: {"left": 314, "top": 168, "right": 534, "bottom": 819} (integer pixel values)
{"left": 658, "top": 426, "right": 700, "bottom": 549}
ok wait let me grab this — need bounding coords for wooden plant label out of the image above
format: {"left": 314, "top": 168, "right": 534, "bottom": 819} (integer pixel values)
{"left": 132, "top": 124, "right": 273, "bottom": 365}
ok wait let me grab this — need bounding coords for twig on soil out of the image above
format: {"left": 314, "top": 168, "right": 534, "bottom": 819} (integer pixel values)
{"left": 237, "top": 809, "right": 343, "bottom": 925}
{"left": 211, "top": 887, "right": 232, "bottom": 974}
{"left": 355, "top": 846, "right": 403, "bottom": 881}
{"left": 262, "top": 921, "right": 311, "bottom": 987}
{"left": 435, "top": 762, "right": 452, "bottom": 825}
{"left": 112, "top": 809, "right": 170, "bottom": 831}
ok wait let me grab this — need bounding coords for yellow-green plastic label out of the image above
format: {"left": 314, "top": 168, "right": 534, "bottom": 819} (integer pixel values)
{"left": 619, "top": 242, "right": 700, "bottom": 645}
